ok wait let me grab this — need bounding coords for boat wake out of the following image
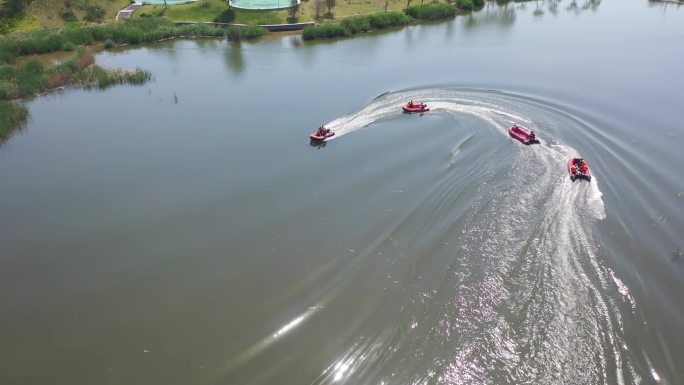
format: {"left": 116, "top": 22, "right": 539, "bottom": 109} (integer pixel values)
{"left": 308, "top": 88, "right": 638, "bottom": 384}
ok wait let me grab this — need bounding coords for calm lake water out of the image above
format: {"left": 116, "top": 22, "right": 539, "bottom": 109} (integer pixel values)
{"left": 1, "top": 0, "right": 683, "bottom": 384}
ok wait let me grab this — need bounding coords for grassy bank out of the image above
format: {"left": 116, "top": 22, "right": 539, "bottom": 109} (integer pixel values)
{"left": 139, "top": 0, "right": 288, "bottom": 25}
{"left": 302, "top": 3, "right": 458, "bottom": 40}
{"left": 135, "top": 0, "right": 458, "bottom": 24}
{"left": 406, "top": 3, "right": 458, "bottom": 19}
{"left": 303, "top": 11, "right": 411, "bottom": 39}
{"left": 0, "top": 13, "right": 42, "bottom": 34}
{"left": 25, "top": 0, "right": 132, "bottom": 29}
{"left": 0, "top": 18, "right": 267, "bottom": 65}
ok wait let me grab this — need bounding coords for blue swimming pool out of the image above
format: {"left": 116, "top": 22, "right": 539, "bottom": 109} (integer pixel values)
{"left": 230, "top": 0, "right": 298, "bottom": 10}
{"left": 143, "top": 0, "right": 197, "bottom": 4}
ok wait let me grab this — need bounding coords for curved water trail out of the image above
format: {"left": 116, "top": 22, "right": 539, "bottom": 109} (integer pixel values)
{"left": 310, "top": 89, "right": 639, "bottom": 384}
{"left": 218, "top": 88, "right": 642, "bottom": 385}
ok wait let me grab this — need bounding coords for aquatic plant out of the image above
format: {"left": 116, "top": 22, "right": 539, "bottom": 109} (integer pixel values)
{"left": 303, "top": 23, "right": 347, "bottom": 39}
{"left": 457, "top": 0, "right": 474, "bottom": 11}
{"left": 340, "top": 16, "right": 371, "bottom": 33}
{"left": 0, "top": 47, "right": 151, "bottom": 99}
{"left": 0, "top": 100, "right": 28, "bottom": 144}
{"left": 406, "top": 3, "right": 456, "bottom": 19}
{"left": 303, "top": 11, "right": 411, "bottom": 40}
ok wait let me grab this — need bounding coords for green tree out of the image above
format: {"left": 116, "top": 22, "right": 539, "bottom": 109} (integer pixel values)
{"left": 1, "top": 0, "right": 32, "bottom": 15}
{"left": 314, "top": 0, "right": 323, "bottom": 19}
{"left": 288, "top": 0, "right": 299, "bottom": 22}
{"left": 325, "top": 0, "right": 335, "bottom": 18}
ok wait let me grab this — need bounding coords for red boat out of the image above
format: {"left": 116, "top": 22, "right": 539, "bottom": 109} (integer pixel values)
{"left": 568, "top": 158, "right": 591, "bottom": 182}
{"left": 402, "top": 102, "right": 429, "bottom": 113}
{"left": 310, "top": 127, "right": 335, "bottom": 141}
{"left": 508, "top": 124, "right": 539, "bottom": 145}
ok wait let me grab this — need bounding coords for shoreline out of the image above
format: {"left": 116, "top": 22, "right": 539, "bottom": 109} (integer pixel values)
{"left": 1, "top": 3, "right": 474, "bottom": 143}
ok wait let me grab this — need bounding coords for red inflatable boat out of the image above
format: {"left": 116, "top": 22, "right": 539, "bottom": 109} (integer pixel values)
{"left": 402, "top": 102, "right": 429, "bottom": 113}
{"left": 568, "top": 158, "right": 591, "bottom": 182}
{"left": 508, "top": 124, "right": 539, "bottom": 145}
{"left": 310, "top": 128, "right": 335, "bottom": 141}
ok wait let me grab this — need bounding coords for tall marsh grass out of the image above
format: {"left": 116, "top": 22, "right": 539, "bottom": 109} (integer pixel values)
{"left": 0, "top": 47, "right": 152, "bottom": 99}
{"left": 0, "top": 18, "right": 267, "bottom": 65}
{"left": 303, "top": 11, "right": 411, "bottom": 40}
{"left": 406, "top": 3, "right": 457, "bottom": 20}
{"left": 0, "top": 101, "right": 28, "bottom": 144}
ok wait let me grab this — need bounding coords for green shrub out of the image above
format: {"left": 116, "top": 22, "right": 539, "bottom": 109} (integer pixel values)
{"left": 303, "top": 11, "right": 411, "bottom": 40}
{"left": 407, "top": 3, "right": 456, "bottom": 20}
{"left": 302, "top": 23, "right": 347, "bottom": 40}
{"left": 0, "top": 101, "right": 29, "bottom": 144}
{"left": 84, "top": 6, "right": 106, "bottom": 22}
{"left": 59, "top": 9, "right": 78, "bottom": 22}
{"left": 0, "top": 84, "right": 10, "bottom": 99}
{"left": 457, "top": 0, "right": 474, "bottom": 10}
{"left": 0, "top": 64, "right": 14, "bottom": 79}
{"left": 61, "top": 41, "right": 76, "bottom": 51}
{"left": 340, "top": 16, "right": 371, "bottom": 33}
{"left": 0, "top": 13, "right": 42, "bottom": 34}
{"left": 22, "top": 59, "right": 44, "bottom": 75}
{"left": 103, "top": 39, "right": 114, "bottom": 49}
{"left": 366, "top": 11, "right": 411, "bottom": 28}
{"left": 238, "top": 25, "right": 268, "bottom": 39}
{"left": 214, "top": 9, "right": 236, "bottom": 23}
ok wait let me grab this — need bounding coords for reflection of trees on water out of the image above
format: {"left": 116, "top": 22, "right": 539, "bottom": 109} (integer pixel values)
{"left": 460, "top": 0, "right": 604, "bottom": 33}
{"left": 225, "top": 42, "right": 245, "bottom": 76}
{"left": 548, "top": 0, "right": 559, "bottom": 15}
{"left": 463, "top": 3, "right": 516, "bottom": 31}
{"left": 648, "top": 0, "right": 683, "bottom": 10}
{"left": 565, "top": 0, "right": 600, "bottom": 14}
{"left": 482, "top": 0, "right": 602, "bottom": 22}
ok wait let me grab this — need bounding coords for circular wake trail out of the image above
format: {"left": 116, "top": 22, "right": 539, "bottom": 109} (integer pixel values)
{"left": 313, "top": 88, "right": 638, "bottom": 385}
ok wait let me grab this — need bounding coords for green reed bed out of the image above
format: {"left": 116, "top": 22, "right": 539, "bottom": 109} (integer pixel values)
{"left": 456, "top": 0, "right": 484, "bottom": 11}
{"left": 0, "top": 18, "right": 267, "bottom": 65}
{"left": 303, "top": 11, "right": 411, "bottom": 40}
{"left": 406, "top": 3, "right": 457, "bottom": 20}
{"left": 0, "top": 47, "right": 150, "bottom": 99}
{"left": 70, "top": 66, "right": 151, "bottom": 89}
{"left": 0, "top": 100, "right": 28, "bottom": 144}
